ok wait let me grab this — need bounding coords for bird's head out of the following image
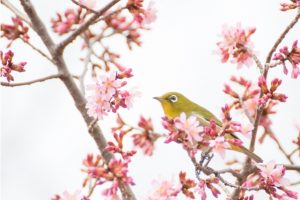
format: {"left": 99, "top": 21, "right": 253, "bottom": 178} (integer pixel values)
{"left": 154, "top": 92, "right": 192, "bottom": 118}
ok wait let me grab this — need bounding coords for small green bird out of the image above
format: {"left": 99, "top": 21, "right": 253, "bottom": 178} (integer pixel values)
{"left": 154, "top": 91, "right": 263, "bottom": 163}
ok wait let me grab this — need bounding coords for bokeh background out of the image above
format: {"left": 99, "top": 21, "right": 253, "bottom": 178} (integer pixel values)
{"left": 1, "top": 0, "right": 300, "bottom": 199}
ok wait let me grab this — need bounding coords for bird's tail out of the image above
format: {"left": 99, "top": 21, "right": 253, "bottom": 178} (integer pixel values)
{"left": 230, "top": 145, "right": 263, "bottom": 163}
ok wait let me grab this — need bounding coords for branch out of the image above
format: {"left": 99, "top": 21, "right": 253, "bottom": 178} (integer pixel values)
{"left": 1, "top": 74, "right": 61, "bottom": 87}
{"left": 25, "top": 41, "right": 54, "bottom": 64}
{"left": 265, "top": 12, "right": 300, "bottom": 64}
{"left": 19, "top": 0, "right": 136, "bottom": 199}
{"left": 71, "top": 0, "right": 98, "bottom": 14}
{"left": 56, "top": 0, "right": 121, "bottom": 53}
{"left": 284, "top": 164, "right": 300, "bottom": 172}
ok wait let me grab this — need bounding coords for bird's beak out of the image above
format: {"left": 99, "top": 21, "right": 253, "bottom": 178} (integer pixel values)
{"left": 153, "top": 96, "right": 164, "bottom": 102}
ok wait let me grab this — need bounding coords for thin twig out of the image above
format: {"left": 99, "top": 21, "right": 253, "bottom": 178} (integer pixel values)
{"left": 56, "top": 0, "right": 121, "bottom": 53}
{"left": 1, "top": 74, "right": 61, "bottom": 87}
{"left": 265, "top": 127, "right": 295, "bottom": 165}
{"left": 71, "top": 0, "right": 98, "bottom": 14}
{"left": 1, "top": 0, "right": 32, "bottom": 27}
{"left": 25, "top": 41, "right": 54, "bottom": 64}
{"left": 290, "top": 181, "right": 300, "bottom": 186}
{"left": 251, "top": 52, "right": 264, "bottom": 74}
{"left": 288, "top": 148, "right": 299, "bottom": 159}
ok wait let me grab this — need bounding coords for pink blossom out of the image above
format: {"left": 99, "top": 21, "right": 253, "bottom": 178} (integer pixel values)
{"left": 209, "top": 136, "right": 230, "bottom": 159}
{"left": 0, "top": 50, "right": 26, "bottom": 82}
{"left": 147, "top": 178, "right": 181, "bottom": 200}
{"left": 256, "top": 160, "right": 289, "bottom": 187}
{"left": 195, "top": 180, "right": 207, "bottom": 200}
{"left": 86, "top": 71, "right": 133, "bottom": 119}
{"left": 1, "top": 16, "right": 30, "bottom": 47}
{"left": 273, "top": 40, "right": 300, "bottom": 79}
{"left": 61, "top": 190, "right": 81, "bottom": 200}
{"left": 280, "top": 1, "right": 300, "bottom": 11}
{"left": 174, "top": 113, "right": 203, "bottom": 142}
{"left": 216, "top": 23, "right": 256, "bottom": 68}
{"left": 143, "top": 1, "right": 157, "bottom": 25}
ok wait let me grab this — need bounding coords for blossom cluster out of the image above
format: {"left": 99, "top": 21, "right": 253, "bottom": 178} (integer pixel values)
{"left": 51, "top": 0, "right": 97, "bottom": 35}
{"left": 162, "top": 109, "right": 243, "bottom": 159}
{"left": 81, "top": 154, "right": 134, "bottom": 199}
{"left": 241, "top": 161, "right": 298, "bottom": 199}
{"left": 280, "top": 0, "right": 300, "bottom": 11}
{"left": 216, "top": 23, "right": 256, "bottom": 68}
{"left": 273, "top": 40, "right": 300, "bottom": 79}
{"left": 110, "top": 114, "right": 161, "bottom": 156}
{"left": 147, "top": 172, "right": 222, "bottom": 200}
{"left": 0, "top": 50, "right": 26, "bottom": 82}
{"left": 85, "top": 68, "right": 134, "bottom": 119}
{"left": 0, "top": 16, "right": 30, "bottom": 47}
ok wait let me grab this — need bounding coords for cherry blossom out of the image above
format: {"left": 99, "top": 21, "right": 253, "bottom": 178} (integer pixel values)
{"left": 147, "top": 178, "right": 181, "bottom": 200}
{"left": 216, "top": 23, "right": 256, "bottom": 68}
{"left": 0, "top": 50, "right": 26, "bottom": 82}
{"left": 79, "top": 0, "right": 97, "bottom": 9}
{"left": 273, "top": 40, "right": 300, "bottom": 79}
{"left": 174, "top": 113, "right": 203, "bottom": 142}
{"left": 1, "top": 16, "right": 29, "bottom": 47}
{"left": 86, "top": 70, "right": 133, "bottom": 119}
{"left": 256, "top": 161, "right": 289, "bottom": 187}
{"left": 280, "top": 1, "right": 300, "bottom": 11}
{"left": 208, "top": 136, "right": 230, "bottom": 159}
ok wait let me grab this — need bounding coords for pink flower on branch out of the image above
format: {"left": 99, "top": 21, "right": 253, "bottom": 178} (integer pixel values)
{"left": 0, "top": 50, "right": 26, "bottom": 82}
{"left": 255, "top": 161, "right": 298, "bottom": 199}
{"left": 280, "top": 1, "right": 300, "bottom": 11}
{"left": 174, "top": 113, "right": 204, "bottom": 143}
{"left": 216, "top": 23, "right": 256, "bottom": 68}
{"left": 209, "top": 136, "right": 230, "bottom": 159}
{"left": 132, "top": 116, "right": 160, "bottom": 156}
{"left": 86, "top": 69, "right": 134, "bottom": 119}
{"left": 0, "top": 16, "right": 30, "bottom": 47}
{"left": 273, "top": 40, "right": 300, "bottom": 79}
{"left": 257, "top": 76, "right": 288, "bottom": 105}
{"left": 217, "top": 24, "right": 256, "bottom": 68}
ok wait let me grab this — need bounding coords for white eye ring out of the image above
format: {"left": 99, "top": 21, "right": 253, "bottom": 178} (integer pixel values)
{"left": 169, "top": 95, "right": 178, "bottom": 103}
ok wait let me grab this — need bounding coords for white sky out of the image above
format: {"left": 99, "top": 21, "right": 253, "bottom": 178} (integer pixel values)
{"left": 1, "top": 0, "right": 300, "bottom": 199}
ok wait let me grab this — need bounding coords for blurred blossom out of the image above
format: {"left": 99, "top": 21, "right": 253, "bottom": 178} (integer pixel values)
{"left": 174, "top": 113, "right": 203, "bottom": 142}
{"left": 179, "top": 172, "right": 196, "bottom": 198}
{"left": 208, "top": 136, "right": 230, "bottom": 159}
{"left": 273, "top": 40, "right": 300, "bottom": 79}
{"left": 86, "top": 70, "right": 133, "bottom": 119}
{"left": 216, "top": 23, "right": 256, "bottom": 68}
{"left": 147, "top": 178, "right": 181, "bottom": 200}
{"left": 280, "top": 1, "right": 300, "bottom": 11}
{"left": 143, "top": 1, "right": 157, "bottom": 25}
{"left": 0, "top": 16, "right": 29, "bottom": 47}
{"left": 256, "top": 161, "right": 289, "bottom": 187}
{"left": 61, "top": 190, "right": 81, "bottom": 200}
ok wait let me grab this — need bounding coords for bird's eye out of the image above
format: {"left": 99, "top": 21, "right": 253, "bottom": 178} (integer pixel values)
{"left": 168, "top": 95, "right": 178, "bottom": 103}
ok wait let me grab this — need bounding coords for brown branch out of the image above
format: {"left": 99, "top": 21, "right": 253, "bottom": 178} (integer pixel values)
{"left": 71, "top": 0, "right": 98, "bottom": 14}
{"left": 1, "top": 74, "right": 61, "bottom": 87}
{"left": 288, "top": 148, "right": 299, "bottom": 159}
{"left": 56, "top": 0, "right": 121, "bottom": 53}
{"left": 284, "top": 164, "right": 300, "bottom": 172}
{"left": 25, "top": 41, "right": 54, "bottom": 64}
{"left": 265, "top": 12, "right": 300, "bottom": 64}
{"left": 19, "top": 0, "right": 136, "bottom": 199}
{"left": 265, "top": 127, "right": 296, "bottom": 166}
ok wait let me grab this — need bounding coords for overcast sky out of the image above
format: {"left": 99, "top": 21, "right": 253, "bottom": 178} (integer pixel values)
{"left": 1, "top": 0, "right": 300, "bottom": 199}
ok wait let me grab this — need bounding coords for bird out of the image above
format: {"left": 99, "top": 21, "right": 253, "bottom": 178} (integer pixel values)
{"left": 154, "top": 91, "right": 263, "bottom": 163}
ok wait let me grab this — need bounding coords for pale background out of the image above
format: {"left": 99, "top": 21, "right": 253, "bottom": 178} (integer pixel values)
{"left": 1, "top": 0, "right": 300, "bottom": 199}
